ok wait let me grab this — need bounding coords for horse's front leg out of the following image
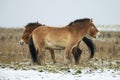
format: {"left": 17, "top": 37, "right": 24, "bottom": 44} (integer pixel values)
{"left": 65, "top": 39, "right": 81, "bottom": 65}
{"left": 65, "top": 46, "right": 73, "bottom": 64}
{"left": 72, "top": 47, "right": 82, "bottom": 65}
{"left": 72, "top": 41, "right": 82, "bottom": 65}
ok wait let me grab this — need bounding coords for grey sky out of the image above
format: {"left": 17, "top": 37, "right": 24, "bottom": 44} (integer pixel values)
{"left": 0, "top": 0, "right": 120, "bottom": 27}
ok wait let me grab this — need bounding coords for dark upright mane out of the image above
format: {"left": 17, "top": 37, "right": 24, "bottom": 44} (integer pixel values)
{"left": 25, "top": 22, "right": 43, "bottom": 28}
{"left": 68, "top": 18, "right": 91, "bottom": 26}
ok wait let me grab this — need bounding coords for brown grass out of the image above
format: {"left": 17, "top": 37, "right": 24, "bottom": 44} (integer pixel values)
{"left": 0, "top": 27, "right": 120, "bottom": 69}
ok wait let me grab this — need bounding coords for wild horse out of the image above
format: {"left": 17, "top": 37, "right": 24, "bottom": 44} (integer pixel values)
{"left": 20, "top": 18, "right": 99, "bottom": 65}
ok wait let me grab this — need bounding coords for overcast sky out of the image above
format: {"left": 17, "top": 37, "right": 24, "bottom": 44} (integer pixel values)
{"left": 0, "top": 0, "right": 120, "bottom": 27}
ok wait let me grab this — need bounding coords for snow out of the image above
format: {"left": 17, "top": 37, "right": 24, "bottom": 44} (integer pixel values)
{"left": 0, "top": 67, "right": 120, "bottom": 80}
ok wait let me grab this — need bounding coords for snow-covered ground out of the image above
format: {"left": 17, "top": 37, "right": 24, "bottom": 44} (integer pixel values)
{"left": 0, "top": 67, "right": 120, "bottom": 80}
{"left": 0, "top": 25, "right": 119, "bottom": 80}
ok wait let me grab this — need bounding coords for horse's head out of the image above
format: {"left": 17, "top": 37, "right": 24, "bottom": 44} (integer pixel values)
{"left": 68, "top": 18, "right": 100, "bottom": 38}
{"left": 87, "top": 19, "right": 100, "bottom": 38}
{"left": 20, "top": 22, "right": 42, "bottom": 45}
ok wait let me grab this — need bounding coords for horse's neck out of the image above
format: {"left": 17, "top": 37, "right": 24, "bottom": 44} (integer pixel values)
{"left": 68, "top": 24, "right": 90, "bottom": 36}
{"left": 33, "top": 26, "right": 40, "bottom": 31}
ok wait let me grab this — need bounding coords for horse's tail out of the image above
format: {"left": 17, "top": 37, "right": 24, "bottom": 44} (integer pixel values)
{"left": 28, "top": 36, "right": 38, "bottom": 63}
{"left": 82, "top": 37, "right": 95, "bottom": 59}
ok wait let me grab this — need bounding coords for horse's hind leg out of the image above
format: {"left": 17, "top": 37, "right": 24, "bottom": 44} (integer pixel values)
{"left": 72, "top": 47, "right": 82, "bottom": 65}
{"left": 48, "top": 49, "right": 56, "bottom": 64}
{"left": 37, "top": 47, "right": 45, "bottom": 65}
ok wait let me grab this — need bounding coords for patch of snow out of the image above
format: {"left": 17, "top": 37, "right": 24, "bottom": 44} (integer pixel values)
{"left": 0, "top": 67, "right": 120, "bottom": 80}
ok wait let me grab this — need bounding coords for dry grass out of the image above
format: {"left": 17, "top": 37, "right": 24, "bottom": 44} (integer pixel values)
{"left": 0, "top": 27, "right": 120, "bottom": 70}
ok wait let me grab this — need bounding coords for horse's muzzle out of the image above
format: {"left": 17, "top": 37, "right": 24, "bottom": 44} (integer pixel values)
{"left": 19, "top": 41, "right": 24, "bottom": 45}
{"left": 19, "top": 39, "right": 25, "bottom": 45}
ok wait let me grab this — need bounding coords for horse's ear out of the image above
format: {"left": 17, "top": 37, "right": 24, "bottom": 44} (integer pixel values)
{"left": 90, "top": 18, "right": 93, "bottom": 22}
{"left": 37, "top": 21, "right": 39, "bottom": 24}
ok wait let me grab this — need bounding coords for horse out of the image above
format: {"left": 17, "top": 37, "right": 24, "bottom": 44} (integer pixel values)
{"left": 28, "top": 18, "right": 99, "bottom": 65}
{"left": 20, "top": 22, "right": 95, "bottom": 65}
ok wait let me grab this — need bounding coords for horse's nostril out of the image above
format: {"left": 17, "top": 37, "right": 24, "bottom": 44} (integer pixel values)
{"left": 20, "top": 42, "right": 23, "bottom": 45}
{"left": 19, "top": 39, "right": 25, "bottom": 45}
{"left": 19, "top": 41, "right": 24, "bottom": 45}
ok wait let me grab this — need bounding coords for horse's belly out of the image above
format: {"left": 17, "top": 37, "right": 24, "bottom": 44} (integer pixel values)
{"left": 45, "top": 41, "right": 66, "bottom": 50}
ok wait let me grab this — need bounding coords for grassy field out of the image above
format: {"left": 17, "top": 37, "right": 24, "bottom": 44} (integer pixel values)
{"left": 0, "top": 27, "right": 120, "bottom": 70}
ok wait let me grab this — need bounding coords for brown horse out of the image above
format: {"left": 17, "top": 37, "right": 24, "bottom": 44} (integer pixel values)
{"left": 20, "top": 22, "right": 95, "bottom": 64}
{"left": 20, "top": 22, "right": 96, "bottom": 65}
{"left": 28, "top": 18, "right": 99, "bottom": 65}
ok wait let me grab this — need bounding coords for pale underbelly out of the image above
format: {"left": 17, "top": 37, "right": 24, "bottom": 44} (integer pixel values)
{"left": 45, "top": 41, "right": 66, "bottom": 50}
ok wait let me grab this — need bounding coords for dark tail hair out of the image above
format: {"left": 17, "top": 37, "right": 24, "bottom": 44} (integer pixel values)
{"left": 28, "top": 36, "right": 38, "bottom": 63}
{"left": 82, "top": 37, "right": 95, "bottom": 59}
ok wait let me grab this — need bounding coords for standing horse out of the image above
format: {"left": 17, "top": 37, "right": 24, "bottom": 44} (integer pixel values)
{"left": 28, "top": 18, "right": 99, "bottom": 65}
{"left": 20, "top": 21, "right": 95, "bottom": 65}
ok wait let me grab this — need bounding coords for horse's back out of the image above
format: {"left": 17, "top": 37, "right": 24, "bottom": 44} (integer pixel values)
{"left": 32, "top": 26, "right": 70, "bottom": 38}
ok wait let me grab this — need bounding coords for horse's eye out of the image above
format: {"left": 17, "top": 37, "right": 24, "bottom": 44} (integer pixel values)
{"left": 23, "top": 33, "right": 29, "bottom": 39}
{"left": 25, "top": 35, "right": 29, "bottom": 39}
